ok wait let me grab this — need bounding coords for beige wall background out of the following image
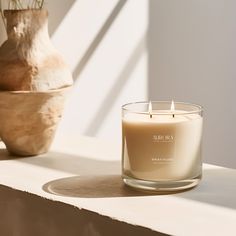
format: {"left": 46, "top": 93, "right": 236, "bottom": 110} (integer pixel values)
{"left": 0, "top": 0, "right": 235, "bottom": 168}
{"left": 52, "top": 0, "right": 148, "bottom": 143}
{"left": 149, "top": 0, "right": 236, "bottom": 168}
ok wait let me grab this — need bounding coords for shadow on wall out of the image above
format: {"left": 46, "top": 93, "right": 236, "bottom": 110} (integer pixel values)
{"left": 69, "top": 0, "right": 146, "bottom": 136}
{"left": 84, "top": 35, "right": 146, "bottom": 136}
{"left": 72, "top": 0, "right": 128, "bottom": 80}
{"left": 46, "top": 0, "right": 76, "bottom": 35}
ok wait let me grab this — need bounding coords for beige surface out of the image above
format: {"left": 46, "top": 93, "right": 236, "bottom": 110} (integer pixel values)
{"left": 0, "top": 136, "right": 236, "bottom": 235}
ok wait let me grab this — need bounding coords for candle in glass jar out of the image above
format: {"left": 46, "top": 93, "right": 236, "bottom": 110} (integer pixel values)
{"left": 122, "top": 101, "right": 203, "bottom": 192}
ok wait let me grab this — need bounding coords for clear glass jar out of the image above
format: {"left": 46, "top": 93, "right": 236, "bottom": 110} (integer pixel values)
{"left": 122, "top": 101, "right": 203, "bottom": 192}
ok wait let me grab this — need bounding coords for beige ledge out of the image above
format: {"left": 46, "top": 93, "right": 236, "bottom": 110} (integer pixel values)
{"left": 0, "top": 136, "right": 235, "bottom": 236}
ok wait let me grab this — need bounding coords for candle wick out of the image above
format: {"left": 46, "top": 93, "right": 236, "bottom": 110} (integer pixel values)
{"left": 149, "top": 101, "right": 153, "bottom": 119}
{"left": 172, "top": 114, "right": 175, "bottom": 118}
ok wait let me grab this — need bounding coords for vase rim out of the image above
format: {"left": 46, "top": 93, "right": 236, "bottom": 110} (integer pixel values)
{"left": 4, "top": 9, "right": 48, "bottom": 17}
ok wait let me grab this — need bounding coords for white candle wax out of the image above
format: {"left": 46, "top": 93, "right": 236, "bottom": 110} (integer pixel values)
{"left": 122, "top": 111, "right": 203, "bottom": 181}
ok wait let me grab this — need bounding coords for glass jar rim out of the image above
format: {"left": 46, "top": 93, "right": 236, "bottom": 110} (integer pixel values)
{"left": 122, "top": 101, "right": 203, "bottom": 115}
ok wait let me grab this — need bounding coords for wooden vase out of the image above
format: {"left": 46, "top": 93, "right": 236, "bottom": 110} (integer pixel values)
{"left": 0, "top": 87, "right": 70, "bottom": 156}
{"left": 0, "top": 9, "right": 73, "bottom": 91}
{"left": 0, "top": 9, "right": 73, "bottom": 156}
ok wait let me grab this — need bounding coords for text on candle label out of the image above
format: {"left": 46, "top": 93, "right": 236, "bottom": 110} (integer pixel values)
{"left": 152, "top": 134, "right": 174, "bottom": 142}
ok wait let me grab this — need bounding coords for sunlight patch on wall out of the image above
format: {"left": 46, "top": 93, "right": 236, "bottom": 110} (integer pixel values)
{"left": 55, "top": 0, "right": 148, "bottom": 142}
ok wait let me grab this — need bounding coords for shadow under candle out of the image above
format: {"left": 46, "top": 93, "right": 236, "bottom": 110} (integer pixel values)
{"left": 43, "top": 175, "right": 159, "bottom": 198}
{"left": 43, "top": 174, "right": 190, "bottom": 198}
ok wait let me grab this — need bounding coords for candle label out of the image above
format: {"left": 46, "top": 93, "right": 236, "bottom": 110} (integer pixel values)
{"left": 152, "top": 134, "right": 174, "bottom": 143}
{"left": 151, "top": 134, "right": 175, "bottom": 164}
